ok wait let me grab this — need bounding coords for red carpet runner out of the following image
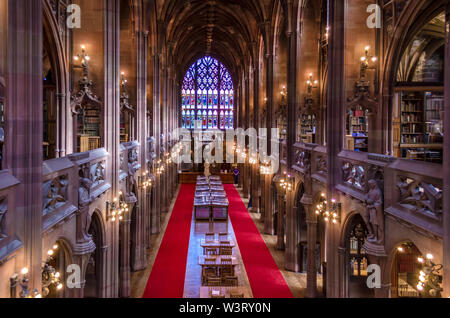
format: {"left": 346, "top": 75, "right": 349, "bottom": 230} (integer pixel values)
{"left": 224, "top": 184, "right": 293, "bottom": 298}
{"left": 142, "top": 184, "right": 195, "bottom": 298}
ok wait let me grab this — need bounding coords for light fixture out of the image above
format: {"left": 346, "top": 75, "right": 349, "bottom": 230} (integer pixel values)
{"left": 306, "top": 73, "right": 319, "bottom": 94}
{"left": 315, "top": 192, "right": 341, "bottom": 224}
{"left": 415, "top": 252, "right": 443, "bottom": 297}
{"left": 73, "top": 44, "right": 90, "bottom": 67}
{"left": 106, "top": 191, "right": 129, "bottom": 222}
{"left": 41, "top": 244, "right": 63, "bottom": 298}
{"left": 260, "top": 159, "right": 272, "bottom": 175}
{"left": 138, "top": 171, "right": 152, "bottom": 190}
{"left": 360, "top": 45, "right": 377, "bottom": 80}
{"left": 10, "top": 268, "right": 40, "bottom": 298}
{"left": 279, "top": 171, "right": 294, "bottom": 192}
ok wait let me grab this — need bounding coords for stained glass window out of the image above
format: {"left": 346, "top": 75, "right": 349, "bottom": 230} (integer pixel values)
{"left": 181, "top": 57, "right": 234, "bottom": 130}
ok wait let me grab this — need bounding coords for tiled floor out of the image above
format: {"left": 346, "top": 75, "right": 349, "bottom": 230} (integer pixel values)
{"left": 130, "top": 184, "right": 322, "bottom": 298}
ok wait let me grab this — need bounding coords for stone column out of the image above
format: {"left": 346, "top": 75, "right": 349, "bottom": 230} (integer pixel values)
{"left": 325, "top": 0, "right": 346, "bottom": 298}
{"left": 443, "top": 3, "right": 450, "bottom": 298}
{"left": 242, "top": 75, "right": 250, "bottom": 199}
{"left": 285, "top": 188, "right": 299, "bottom": 272}
{"left": 264, "top": 53, "right": 275, "bottom": 234}
{"left": 151, "top": 53, "right": 161, "bottom": 234}
{"left": 276, "top": 192, "right": 286, "bottom": 250}
{"left": 131, "top": 29, "right": 148, "bottom": 272}
{"left": 103, "top": 0, "right": 121, "bottom": 298}
{"left": 251, "top": 65, "right": 260, "bottom": 213}
{"left": 119, "top": 208, "right": 132, "bottom": 297}
{"left": 304, "top": 199, "right": 318, "bottom": 298}
{"left": 5, "top": 0, "right": 43, "bottom": 290}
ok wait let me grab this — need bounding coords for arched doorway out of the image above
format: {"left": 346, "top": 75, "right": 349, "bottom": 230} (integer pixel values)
{"left": 84, "top": 211, "right": 104, "bottom": 298}
{"left": 391, "top": 242, "right": 422, "bottom": 298}
{"left": 42, "top": 240, "right": 71, "bottom": 298}
{"left": 344, "top": 213, "right": 373, "bottom": 298}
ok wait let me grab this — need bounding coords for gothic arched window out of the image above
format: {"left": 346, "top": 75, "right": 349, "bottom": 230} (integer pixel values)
{"left": 181, "top": 57, "right": 234, "bottom": 130}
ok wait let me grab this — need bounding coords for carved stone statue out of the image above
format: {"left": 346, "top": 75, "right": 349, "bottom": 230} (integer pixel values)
{"left": 78, "top": 177, "right": 92, "bottom": 242}
{"left": 364, "top": 179, "right": 384, "bottom": 245}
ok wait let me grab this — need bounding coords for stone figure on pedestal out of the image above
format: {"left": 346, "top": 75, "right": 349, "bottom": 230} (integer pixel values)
{"left": 364, "top": 179, "right": 384, "bottom": 245}
{"left": 78, "top": 177, "right": 92, "bottom": 242}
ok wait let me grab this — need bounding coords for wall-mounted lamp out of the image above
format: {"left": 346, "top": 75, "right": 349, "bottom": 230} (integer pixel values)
{"left": 279, "top": 171, "right": 294, "bottom": 192}
{"left": 306, "top": 73, "right": 319, "bottom": 95}
{"left": 260, "top": 159, "right": 272, "bottom": 175}
{"left": 315, "top": 192, "right": 341, "bottom": 224}
{"left": 138, "top": 171, "right": 152, "bottom": 190}
{"left": 106, "top": 191, "right": 129, "bottom": 222}
{"left": 73, "top": 44, "right": 91, "bottom": 77}
{"left": 164, "top": 152, "right": 172, "bottom": 165}
{"left": 41, "top": 245, "right": 63, "bottom": 297}
{"left": 10, "top": 267, "right": 40, "bottom": 298}
{"left": 155, "top": 159, "right": 165, "bottom": 175}
{"left": 360, "top": 45, "right": 377, "bottom": 80}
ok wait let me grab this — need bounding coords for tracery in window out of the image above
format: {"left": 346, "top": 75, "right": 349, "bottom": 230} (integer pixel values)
{"left": 181, "top": 57, "right": 234, "bottom": 130}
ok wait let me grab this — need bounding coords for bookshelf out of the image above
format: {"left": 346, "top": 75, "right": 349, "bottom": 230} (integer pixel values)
{"left": 398, "top": 90, "right": 443, "bottom": 163}
{"left": 77, "top": 104, "right": 101, "bottom": 152}
{"left": 347, "top": 107, "right": 368, "bottom": 152}
{"left": 300, "top": 114, "right": 316, "bottom": 144}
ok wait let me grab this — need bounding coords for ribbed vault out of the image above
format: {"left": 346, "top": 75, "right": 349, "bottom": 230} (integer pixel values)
{"left": 159, "top": 0, "right": 268, "bottom": 82}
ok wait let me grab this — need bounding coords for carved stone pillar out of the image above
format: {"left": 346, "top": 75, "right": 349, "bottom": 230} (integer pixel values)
{"left": 326, "top": 0, "right": 346, "bottom": 298}
{"left": 276, "top": 192, "right": 285, "bottom": 250}
{"left": 443, "top": 4, "right": 450, "bottom": 298}
{"left": 132, "top": 29, "right": 148, "bottom": 272}
{"left": 285, "top": 187, "right": 299, "bottom": 272}
{"left": 242, "top": 76, "right": 250, "bottom": 199}
{"left": 264, "top": 174, "right": 275, "bottom": 234}
{"left": 5, "top": 0, "right": 43, "bottom": 290}
{"left": 304, "top": 196, "right": 318, "bottom": 298}
{"left": 365, "top": 253, "right": 389, "bottom": 298}
{"left": 103, "top": 0, "right": 121, "bottom": 298}
{"left": 251, "top": 66, "right": 260, "bottom": 213}
{"left": 151, "top": 54, "right": 161, "bottom": 234}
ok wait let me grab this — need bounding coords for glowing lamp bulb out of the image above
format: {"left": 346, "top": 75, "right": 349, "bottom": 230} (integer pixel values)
{"left": 55, "top": 272, "right": 60, "bottom": 278}
{"left": 418, "top": 257, "right": 424, "bottom": 263}
{"left": 21, "top": 268, "right": 29, "bottom": 275}
{"left": 417, "top": 284, "right": 423, "bottom": 291}
{"left": 426, "top": 254, "right": 434, "bottom": 260}
{"left": 53, "top": 244, "right": 59, "bottom": 250}
{"left": 48, "top": 250, "right": 54, "bottom": 256}
{"left": 57, "top": 284, "right": 63, "bottom": 290}
{"left": 81, "top": 44, "right": 85, "bottom": 49}
{"left": 397, "top": 247, "right": 404, "bottom": 252}
{"left": 365, "top": 45, "right": 370, "bottom": 51}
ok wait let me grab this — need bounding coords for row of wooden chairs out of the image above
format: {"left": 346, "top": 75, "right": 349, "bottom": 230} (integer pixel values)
{"left": 204, "top": 246, "right": 233, "bottom": 256}
{"left": 204, "top": 276, "right": 239, "bottom": 287}
{"left": 205, "top": 232, "right": 229, "bottom": 242}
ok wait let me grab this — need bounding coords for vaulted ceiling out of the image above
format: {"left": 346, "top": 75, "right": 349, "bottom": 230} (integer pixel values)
{"left": 158, "top": 0, "right": 270, "bottom": 82}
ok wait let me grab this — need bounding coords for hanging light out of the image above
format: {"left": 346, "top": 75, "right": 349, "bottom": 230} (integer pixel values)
{"left": 315, "top": 192, "right": 340, "bottom": 224}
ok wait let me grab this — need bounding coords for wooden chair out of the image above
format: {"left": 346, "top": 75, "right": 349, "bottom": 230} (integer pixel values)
{"left": 206, "top": 277, "right": 222, "bottom": 287}
{"left": 205, "top": 247, "right": 219, "bottom": 256}
{"left": 230, "top": 292, "right": 245, "bottom": 299}
{"left": 222, "top": 276, "right": 238, "bottom": 287}
{"left": 219, "top": 246, "right": 233, "bottom": 256}
{"left": 219, "top": 233, "right": 229, "bottom": 241}
{"left": 205, "top": 233, "right": 215, "bottom": 242}
{"left": 220, "top": 258, "right": 234, "bottom": 277}
{"left": 205, "top": 258, "right": 216, "bottom": 265}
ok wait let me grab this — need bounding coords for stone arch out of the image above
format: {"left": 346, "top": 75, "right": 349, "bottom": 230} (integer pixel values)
{"left": 42, "top": 0, "right": 71, "bottom": 159}
{"left": 339, "top": 211, "right": 373, "bottom": 298}
{"left": 380, "top": 0, "right": 448, "bottom": 154}
{"left": 84, "top": 209, "right": 107, "bottom": 298}
{"left": 43, "top": 237, "right": 74, "bottom": 298}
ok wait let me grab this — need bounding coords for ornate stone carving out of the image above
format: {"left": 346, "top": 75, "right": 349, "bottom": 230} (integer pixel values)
{"left": 0, "top": 197, "right": 7, "bottom": 239}
{"left": 343, "top": 162, "right": 366, "bottom": 190}
{"left": 316, "top": 155, "right": 328, "bottom": 175}
{"left": 364, "top": 180, "right": 384, "bottom": 245}
{"left": 295, "top": 150, "right": 311, "bottom": 171}
{"left": 397, "top": 177, "right": 443, "bottom": 217}
{"left": 43, "top": 175, "right": 68, "bottom": 215}
{"left": 90, "top": 161, "right": 105, "bottom": 188}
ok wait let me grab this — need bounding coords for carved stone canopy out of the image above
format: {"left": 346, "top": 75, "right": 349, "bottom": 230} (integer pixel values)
{"left": 70, "top": 76, "right": 102, "bottom": 115}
